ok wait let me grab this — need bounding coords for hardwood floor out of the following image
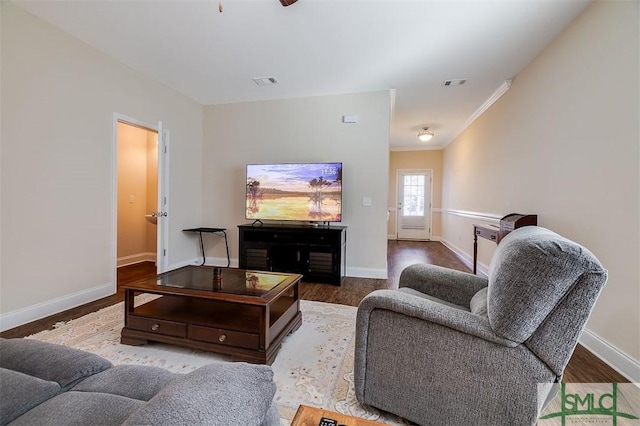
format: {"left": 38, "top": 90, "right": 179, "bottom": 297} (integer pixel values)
{"left": 1, "top": 241, "right": 628, "bottom": 384}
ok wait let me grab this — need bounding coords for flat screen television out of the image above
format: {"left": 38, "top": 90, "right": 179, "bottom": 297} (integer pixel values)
{"left": 246, "top": 162, "right": 342, "bottom": 223}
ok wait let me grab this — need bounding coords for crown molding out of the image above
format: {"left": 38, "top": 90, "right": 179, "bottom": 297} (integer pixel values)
{"left": 442, "top": 79, "right": 512, "bottom": 149}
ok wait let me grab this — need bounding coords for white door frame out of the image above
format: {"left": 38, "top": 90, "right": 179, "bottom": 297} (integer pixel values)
{"left": 156, "top": 122, "right": 170, "bottom": 273}
{"left": 396, "top": 168, "right": 433, "bottom": 240}
{"left": 112, "top": 113, "right": 169, "bottom": 276}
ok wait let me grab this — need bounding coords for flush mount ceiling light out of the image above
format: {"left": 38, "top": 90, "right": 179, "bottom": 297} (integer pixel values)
{"left": 417, "top": 127, "right": 434, "bottom": 142}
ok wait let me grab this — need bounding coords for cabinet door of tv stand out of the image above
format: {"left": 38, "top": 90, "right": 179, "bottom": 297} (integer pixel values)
{"left": 238, "top": 224, "right": 347, "bottom": 286}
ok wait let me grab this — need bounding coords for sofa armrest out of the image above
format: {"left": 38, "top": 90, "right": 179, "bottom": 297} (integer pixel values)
{"left": 399, "top": 264, "right": 487, "bottom": 306}
{"left": 356, "top": 290, "right": 516, "bottom": 348}
{"left": 354, "top": 290, "right": 519, "bottom": 405}
{"left": 122, "top": 362, "right": 277, "bottom": 426}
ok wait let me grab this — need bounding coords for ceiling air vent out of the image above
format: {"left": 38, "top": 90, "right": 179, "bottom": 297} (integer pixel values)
{"left": 443, "top": 79, "right": 468, "bottom": 87}
{"left": 252, "top": 76, "right": 279, "bottom": 86}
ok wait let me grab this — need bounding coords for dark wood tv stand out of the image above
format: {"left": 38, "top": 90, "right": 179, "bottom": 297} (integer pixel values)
{"left": 238, "top": 224, "right": 347, "bottom": 285}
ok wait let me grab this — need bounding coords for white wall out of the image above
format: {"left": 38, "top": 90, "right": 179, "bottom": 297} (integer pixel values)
{"left": 440, "top": 1, "right": 639, "bottom": 379}
{"left": 202, "top": 92, "right": 391, "bottom": 277}
{"left": 0, "top": 3, "right": 203, "bottom": 329}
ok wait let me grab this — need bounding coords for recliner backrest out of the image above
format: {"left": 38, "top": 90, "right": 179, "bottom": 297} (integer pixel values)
{"left": 486, "top": 227, "right": 607, "bottom": 350}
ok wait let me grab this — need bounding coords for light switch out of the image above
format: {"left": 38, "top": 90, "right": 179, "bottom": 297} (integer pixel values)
{"left": 129, "top": 195, "right": 135, "bottom": 204}
{"left": 362, "top": 197, "right": 372, "bottom": 206}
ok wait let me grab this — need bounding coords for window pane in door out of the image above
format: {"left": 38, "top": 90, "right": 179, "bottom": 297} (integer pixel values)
{"left": 403, "top": 175, "right": 425, "bottom": 216}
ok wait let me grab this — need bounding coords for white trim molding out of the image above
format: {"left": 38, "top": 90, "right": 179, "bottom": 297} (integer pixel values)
{"left": 436, "top": 208, "right": 502, "bottom": 223}
{"left": 346, "top": 267, "right": 387, "bottom": 280}
{"left": 462, "top": 80, "right": 512, "bottom": 130}
{"left": 117, "top": 252, "right": 156, "bottom": 268}
{"left": 579, "top": 329, "right": 640, "bottom": 383}
{"left": 203, "top": 256, "right": 239, "bottom": 268}
{"left": 439, "top": 238, "right": 489, "bottom": 278}
{"left": 442, "top": 80, "right": 512, "bottom": 149}
{"left": 0, "top": 283, "right": 113, "bottom": 332}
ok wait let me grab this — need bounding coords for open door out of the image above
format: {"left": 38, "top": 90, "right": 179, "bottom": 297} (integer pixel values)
{"left": 114, "top": 114, "right": 170, "bottom": 276}
{"left": 156, "top": 121, "right": 169, "bottom": 273}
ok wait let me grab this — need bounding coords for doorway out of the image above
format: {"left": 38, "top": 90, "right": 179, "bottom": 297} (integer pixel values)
{"left": 114, "top": 116, "right": 169, "bottom": 274}
{"left": 396, "top": 169, "right": 432, "bottom": 240}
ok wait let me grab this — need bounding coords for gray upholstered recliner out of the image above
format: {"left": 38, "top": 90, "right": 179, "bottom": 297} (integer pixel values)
{"left": 354, "top": 226, "right": 608, "bottom": 426}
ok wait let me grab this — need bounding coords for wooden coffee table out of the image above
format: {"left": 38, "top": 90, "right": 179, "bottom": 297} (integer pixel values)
{"left": 120, "top": 266, "right": 302, "bottom": 364}
{"left": 291, "top": 405, "right": 387, "bottom": 426}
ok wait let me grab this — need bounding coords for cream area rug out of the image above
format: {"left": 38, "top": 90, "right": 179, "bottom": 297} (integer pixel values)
{"left": 27, "top": 295, "right": 409, "bottom": 425}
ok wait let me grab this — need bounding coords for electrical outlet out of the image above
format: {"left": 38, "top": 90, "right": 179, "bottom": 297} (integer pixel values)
{"left": 362, "top": 197, "right": 372, "bottom": 207}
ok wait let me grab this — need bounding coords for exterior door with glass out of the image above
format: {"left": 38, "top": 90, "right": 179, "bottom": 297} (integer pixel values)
{"left": 397, "top": 169, "right": 432, "bottom": 240}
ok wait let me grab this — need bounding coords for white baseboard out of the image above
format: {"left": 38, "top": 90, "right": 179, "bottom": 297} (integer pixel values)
{"left": 205, "top": 256, "right": 237, "bottom": 268}
{"left": 579, "top": 329, "right": 640, "bottom": 383}
{"left": 117, "top": 252, "right": 156, "bottom": 267}
{"left": 346, "top": 266, "right": 387, "bottom": 279}
{"left": 439, "top": 238, "right": 489, "bottom": 277}
{"left": 182, "top": 256, "right": 239, "bottom": 268}
{"left": 0, "top": 282, "right": 114, "bottom": 332}
{"left": 181, "top": 257, "right": 386, "bottom": 280}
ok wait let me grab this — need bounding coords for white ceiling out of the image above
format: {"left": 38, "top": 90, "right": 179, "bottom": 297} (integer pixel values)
{"left": 13, "top": 0, "right": 591, "bottom": 149}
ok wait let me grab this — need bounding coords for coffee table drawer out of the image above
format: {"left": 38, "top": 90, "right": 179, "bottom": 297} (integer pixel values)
{"left": 128, "top": 315, "right": 187, "bottom": 338}
{"left": 189, "top": 324, "right": 260, "bottom": 350}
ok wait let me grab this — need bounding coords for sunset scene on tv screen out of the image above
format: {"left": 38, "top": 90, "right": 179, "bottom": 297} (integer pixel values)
{"left": 246, "top": 163, "right": 342, "bottom": 222}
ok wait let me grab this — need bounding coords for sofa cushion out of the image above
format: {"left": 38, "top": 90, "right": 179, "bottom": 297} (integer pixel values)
{"left": 0, "top": 368, "right": 62, "bottom": 425}
{"left": 0, "top": 338, "right": 112, "bottom": 390}
{"left": 122, "top": 362, "right": 278, "bottom": 426}
{"left": 71, "top": 364, "right": 177, "bottom": 401}
{"left": 8, "top": 391, "right": 144, "bottom": 426}
{"left": 469, "top": 287, "right": 488, "bottom": 316}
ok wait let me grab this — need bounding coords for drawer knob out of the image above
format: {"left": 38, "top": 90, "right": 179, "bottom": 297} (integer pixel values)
{"left": 151, "top": 324, "right": 160, "bottom": 331}
{"left": 218, "top": 334, "right": 227, "bottom": 343}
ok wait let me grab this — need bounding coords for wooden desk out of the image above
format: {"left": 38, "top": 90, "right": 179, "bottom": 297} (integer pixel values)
{"left": 473, "top": 224, "right": 499, "bottom": 274}
{"left": 291, "top": 405, "right": 387, "bottom": 426}
{"left": 472, "top": 214, "right": 537, "bottom": 274}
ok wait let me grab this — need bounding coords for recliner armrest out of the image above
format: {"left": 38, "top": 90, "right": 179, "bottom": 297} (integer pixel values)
{"left": 399, "top": 264, "right": 487, "bottom": 306}
{"left": 356, "top": 290, "right": 517, "bottom": 348}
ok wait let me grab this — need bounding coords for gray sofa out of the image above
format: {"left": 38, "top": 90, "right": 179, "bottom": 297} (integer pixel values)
{"left": 0, "top": 337, "right": 280, "bottom": 425}
{"left": 354, "top": 226, "right": 608, "bottom": 425}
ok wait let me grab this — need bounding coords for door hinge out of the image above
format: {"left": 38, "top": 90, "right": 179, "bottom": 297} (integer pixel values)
{"left": 163, "top": 249, "right": 166, "bottom": 256}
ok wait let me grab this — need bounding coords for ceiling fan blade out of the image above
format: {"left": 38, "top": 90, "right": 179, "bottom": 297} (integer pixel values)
{"left": 279, "top": 0, "right": 299, "bottom": 6}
